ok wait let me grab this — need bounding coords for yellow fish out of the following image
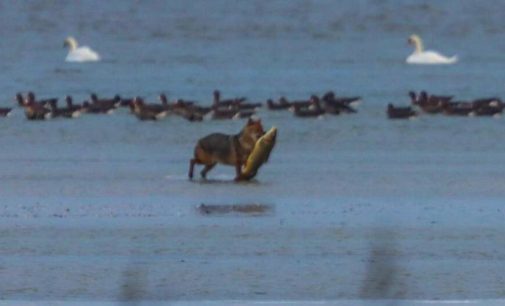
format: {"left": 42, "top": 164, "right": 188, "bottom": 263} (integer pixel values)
{"left": 241, "top": 127, "right": 277, "bottom": 180}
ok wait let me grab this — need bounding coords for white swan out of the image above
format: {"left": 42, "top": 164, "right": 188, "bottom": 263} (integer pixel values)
{"left": 63, "top": 36, "right": 100, "bottom": 62}
{"left": 406, "top": 34, "right": 457, "bottom": 65}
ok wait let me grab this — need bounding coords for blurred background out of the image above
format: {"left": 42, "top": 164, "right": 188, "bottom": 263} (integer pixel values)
{"left": 0, "top": 0, "right": 505, "bottom": 99}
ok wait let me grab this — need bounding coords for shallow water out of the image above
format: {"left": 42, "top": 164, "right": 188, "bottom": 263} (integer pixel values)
{"left": 1, "top": 0, "right": 505, "bottom": 303}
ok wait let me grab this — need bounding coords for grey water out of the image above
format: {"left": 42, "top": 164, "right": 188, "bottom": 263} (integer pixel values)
{"left": 1, "top": 0, "right": 505, "bottom": 304}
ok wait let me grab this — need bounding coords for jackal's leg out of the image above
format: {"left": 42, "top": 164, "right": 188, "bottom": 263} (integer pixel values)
{"left": 189, "top": 159, "right": 198, "bottom": 179}
{"left": 234, "top": 161, "right": 244, "bottom": 181}
{"left": 200, "top": 163, "right": 216, "bottom": 179}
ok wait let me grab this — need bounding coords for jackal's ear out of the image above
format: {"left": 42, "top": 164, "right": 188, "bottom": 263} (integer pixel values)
{"left": 248, "top": 115, "right": 260, "bottom": 124}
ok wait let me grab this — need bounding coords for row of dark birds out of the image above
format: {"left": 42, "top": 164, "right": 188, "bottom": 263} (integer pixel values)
{"left": 0, "top": 90, "right": 361, "bottom": 121}
{"left": 387, "top": 91, "right": 505, "bottom": 119}
{"left": 2, "top": 90, "right": 503, "bottom": 121}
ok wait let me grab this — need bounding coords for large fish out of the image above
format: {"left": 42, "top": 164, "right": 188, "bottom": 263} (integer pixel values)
{"left": 241, "top": 126, "right": 277, "bottom": 180}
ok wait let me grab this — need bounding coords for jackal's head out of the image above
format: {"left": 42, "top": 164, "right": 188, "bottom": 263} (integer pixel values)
{"left": 243, "top": 117, "right": 265, "bottom": 142}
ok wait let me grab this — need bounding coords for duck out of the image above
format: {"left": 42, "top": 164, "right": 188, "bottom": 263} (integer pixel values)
{"left": 321, "top": 92, "right": 358, "bottom": 114}
{"left": 81, "top": 104, "right": 115, "bottom": 114}
{"left": 15, "top": 93, "right": 25, "bottom": 106}
{"left": 161, "top": 95, "right": 207, "bottom": 121}
{"left": 207, "top": 108, "right": 239, "bottom": 120}
{"left": 0, "top": 106, "right": 13, "bottom": 117}
{"left": 161, "top": 94, "right": 198, "bottom": 111}
{"left": 174, "top": 97, "right": 197, "bottom": 107}
{"left": 22, "top": 95, "right": 52, "bottom": 120}
{"left": 471, "top": 105, "right": 502, "bottom": 117}
{"left": 134, "top": 97, "right": 167, "bottom": 114}
{"left": 118, "top": 97, "right": 135, "bottom": 108}
{"left": 26, "top": 92, "right": 58, "bottom": 107}
{"left": 182, "top": 102, "right": 212, "bottom": 119}
{"left": 82, "top": 97, "right": 116, "bottom": 114}
{"left": 213, "top": 90, "right": 246, "bottom": 108}
{"left": 387, "top": 103, "right": 417, "bottom": 119}
{"left": 189, "top": 104, "right": 212, "bottom": 115}
{"left": 406, "top": 34, "right": 457, "bottom": 65}
{"left": 322, "top": 91, "right": 361, "bottom": 108}
{"left": 472, "top": 97, "right": 503, "bottom": 109}
{"left": 288, "top": 97, "right": 313, "bottom": 112}
{"left": 233, "top": 109, "right": 256, "bottom": 119}
{"left": 46, "top": 99, "right": 81, "bottom": 118}
{"left": 63, "top": 36, "right": 100, "bottom": 62}
{"left": 413, "top": 91, "right": 453, "bottom": 104}
{"left": 408, "top": 91, "right": 419, "bottom": 106}
{"left": 267, "top": 98, "right": 291, "bottom": 110}
{"left": 293, "top": 96, "right": 325, "bottom": 118}
{"left": 180, "top": 111, "right": 203, "bottom": 122}
{"left": 469, "top": 97, "right": 503, "bottom": 117}
{"left": 90, "top": 93, "right": 121, "bottom": 109}
{"left": 158, "top": 94, "right": 172, "bottom": 110}
{"left": 64, "top": 96, "right": 83, "bottom": 113}
{"left": 131, "top": 97, "right": 168, "bottom": 121}
{"left": 236, "top": 101, "right": 262, "bottom": 111}
{"left": 321, "top": 103, "right": 341, "bottom": 115}
{"left": 443, "top": 101, "right": 474, "bottom": 116}
{"left": 414, "top": 91, "right": 450, "bottom": 114}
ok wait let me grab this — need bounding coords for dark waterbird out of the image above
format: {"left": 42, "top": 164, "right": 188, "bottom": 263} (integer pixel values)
{"left": 471, "top": 105, "right": 502, "bottom": 117}
{"left": 322, "top": 91, "right": 360, "bottom": 112}
{"left": 207, "top": 107, "right": 240, "bottom": 120}
{"left": 321, "top": 91, "right": 358, "bottom": 114}
{"left": 288, "top": 97, "right": 313, "bottom": 112}
{"left": 15, "top": 93, "right": 25, "bottom": 106}
{"left": 198, "top": 203, "right": 272, "bottom": 215}
{"left": 411, "top": 91, "right": 449, "bottom": 114}
{"left": 90, "top": 93, "right": 121, "bottom": 109}
{"left": 0, "top": 106, "right": 13, "bottom": 117}
{"left": 293, "top": 96, "right": 325, "bottom": 118}
{"left": 64, "top": 96, "right": 83, "bottom": 113}
{"left": 267, "top": 98, "right": 291, "bottom": 110}
{"left": 27, "top": 91, "right": 58, "bottom": 107}
{"left": 160, "top": 94, "right": 206, "bottom": 121}
{"left": 235, "top": 100, "right": 262, "bottom": 111}
{"left": 213, "top": 89, "right": 246, "bottom": 108}
{"left": 442, "top": 101, "right": 474, "bottom": 116}
{"left": 119, "top": 97, "right": 135, "bottom": 108}
{"left": 131, "top": 97, "right": 168, "bottom": 121}
{"left": 234, "top": 109, "right": 256, "bottom": 119}
{"left": 46, "top": 99, "right": 81, "bottom": 118}
{"left": 81, "top": 93, "right": 119, "bottom": 114}
{"left": 387, "top": 103, "right": 417, "bottom": 119}
{"left": 82, "top": 101, "right": 115, "bottom": 114}
{"left": 471, "top": 97, "right": 504, "bottom": 115}
{"left": 22, "top": 96, "right": 52, "bottom": 120}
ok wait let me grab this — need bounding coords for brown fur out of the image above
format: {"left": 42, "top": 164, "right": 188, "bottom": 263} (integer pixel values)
{"left": 189, "top": 118, "right": 265, "bottom": 181}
